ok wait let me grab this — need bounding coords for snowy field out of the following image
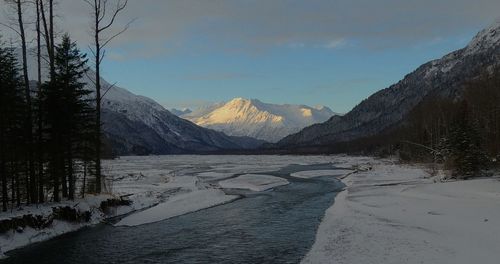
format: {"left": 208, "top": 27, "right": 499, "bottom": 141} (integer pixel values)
{"left": 303, "top": 159, "right": 500, "bottom": 264}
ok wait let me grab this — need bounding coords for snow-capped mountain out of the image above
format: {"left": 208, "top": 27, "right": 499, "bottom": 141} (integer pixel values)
{"left": 22, "top": 52, "right": 264, "bottom": 155}
{"left": 97, "top": 79, "right": 265, "bottom": 155}
{"left": 275, "top": 19, "right": 500, "bottom": 149}
{"left": 182, "top": 98, "right": 336, "bottom": 142}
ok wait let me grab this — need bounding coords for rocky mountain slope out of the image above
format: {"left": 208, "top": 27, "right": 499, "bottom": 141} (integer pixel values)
{"left": 182, "top": 98, "right": 336, "bottom": 142}
{"left": 99, "top": 82, "right": 265, "bottom": 155}
{"left": 275, "top": 20, "right": 500, "bottom": 149}
{"left": 23, "top": 53, "right": 263, "bottom": 155}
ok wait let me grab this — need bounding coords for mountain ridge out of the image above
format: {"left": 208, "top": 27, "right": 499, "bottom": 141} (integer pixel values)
{"left": 183, "top": 98, "right": 337, "bottom": 142}
{"left": 274, "top": 19, "right": 500, "bottom": 149}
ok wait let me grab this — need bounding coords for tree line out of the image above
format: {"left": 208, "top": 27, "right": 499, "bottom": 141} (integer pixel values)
{"left": 0, "top": 0, "right": 130, "bottom": 211}
{"left": 336, "top": 69, "right": 500, "bottom": 178}
{"left": 396, "top": 70, "right": 500, "bottom": 177}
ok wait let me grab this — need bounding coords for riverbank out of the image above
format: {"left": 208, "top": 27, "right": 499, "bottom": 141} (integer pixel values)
{"left": 0, "top": 155, "right": 338, "bottom": 259}
{"left": 0, "top": 170, "right": 235, "bottom": 257}
{"left": 1, "top": 155, "right": 349, "bottom": 263}
{"left": 0, "top": 194, "right": 138, "bottom": 257}
{"left": 302, "top": 159, "right": 500, "bottom": 264}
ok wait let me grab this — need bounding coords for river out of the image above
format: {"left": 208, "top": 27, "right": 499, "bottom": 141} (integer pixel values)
{"left": 3, "top": 158, "right": 345, "bottom": 264}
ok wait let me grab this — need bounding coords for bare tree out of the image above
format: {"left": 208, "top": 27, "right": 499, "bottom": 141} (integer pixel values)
{"left": 36, "top": 0, "right": 44, "bottom": 202}
{"left": 39, "top": 0, "right": 55, "bottom": 80}
{"left": 84, "top": 0, "right": 132, "bottom": 193}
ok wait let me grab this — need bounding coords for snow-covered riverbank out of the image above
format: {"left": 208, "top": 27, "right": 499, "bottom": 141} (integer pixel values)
{"left": 302, "top": 159, "right": 500, "bottom": 264}
{"left": 0, "top": 194, "right": 123, "bottom": 257}
{"left": 0, "top": 155, "right": 337, "bottom": 257}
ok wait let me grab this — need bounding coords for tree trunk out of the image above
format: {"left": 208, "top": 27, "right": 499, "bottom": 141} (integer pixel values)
{"left": 36, "top": 0, "right": 44, "bottom": 203}
{"left": 81, "top": 161, "right": 87, "bottom": 199}
{"left": 0, "top": 127, "right": 7, "bottom": 212}
{"left": 16, "top": 0, "right": 35, "bottom": 204}
{"left": 94, "top": 7, "right": 102, "bottom": 194}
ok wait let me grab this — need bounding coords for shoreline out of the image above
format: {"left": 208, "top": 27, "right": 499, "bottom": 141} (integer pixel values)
{"left": 0, "top": 195, "right": 148, "bottom": 258}
{"left": 302, "top": 160, "right": 500, "bottom": 264}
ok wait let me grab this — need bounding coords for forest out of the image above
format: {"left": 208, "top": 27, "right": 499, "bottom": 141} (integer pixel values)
{"left": 0, "top": 0, "right": 129, "bottom": 212}
{"left": 328, "top": 69, "right": 500, "bottom": 178}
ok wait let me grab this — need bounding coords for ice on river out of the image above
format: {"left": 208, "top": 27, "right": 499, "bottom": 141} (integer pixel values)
{"left": 219, "top": 174, "right": 289, "bottom": 191}
{"left": 1, "top": 155, "right": 340, "bottom": 255}
{"left": 115, "top": 189, "right": 238, "bottom": 227}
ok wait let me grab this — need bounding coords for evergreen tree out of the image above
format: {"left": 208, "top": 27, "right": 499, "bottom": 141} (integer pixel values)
{"left": 0, "top": 41, "right": 27, "bottom": 211}
{"left": 446, "top": 101, "right": 488, "bottom": 178}
{"left": 43, "top": 34, "right": 94, "bottom": 201}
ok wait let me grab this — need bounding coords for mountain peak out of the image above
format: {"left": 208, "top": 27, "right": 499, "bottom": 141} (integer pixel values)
{"left": 185, "top": 98, "right": 335, "bottom": 142}
{"left": 229, "top": 97, "right": 248, "bottom": 103}
{"left": 465, "top": 18, "right": 500, "bottom": 54}
{"left": 276, "top": 20, "right": 500, "bottom": 149}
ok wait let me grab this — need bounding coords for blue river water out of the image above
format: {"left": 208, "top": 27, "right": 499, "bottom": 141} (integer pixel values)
{"left": 3, "top": 164, "right": 344, "bottom": 264}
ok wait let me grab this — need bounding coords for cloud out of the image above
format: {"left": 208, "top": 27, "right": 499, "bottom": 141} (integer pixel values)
{"left": 2, "top": 0, "right": 500, "bottom": 56}
{"left": 324, "top": 38, "right": 346, "bottom": 49}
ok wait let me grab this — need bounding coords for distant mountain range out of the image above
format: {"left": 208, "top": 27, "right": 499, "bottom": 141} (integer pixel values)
{"left": 273, "top": 19, "right": 500, "bottom": 150}
{"left": 177, "top": 98, "right": 337, "bottom": 142}
{"left": 99, "top": 83, "right": 266, "bottom": 155}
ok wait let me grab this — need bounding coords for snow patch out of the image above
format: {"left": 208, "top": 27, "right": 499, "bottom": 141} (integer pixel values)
{"left": 219, "top": 174, "right": 289, "bottom": 191}
{"left": 115, "top": 189, "right": 237, "bottom": 227}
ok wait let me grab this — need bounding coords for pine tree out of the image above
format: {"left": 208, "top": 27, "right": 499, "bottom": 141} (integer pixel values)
{"left": 43, "top": 34, "right": 95, "bottom": 201}
{"left": 447, "top": 101, "right": 488, "bottom": 178}
{"left": 0, "top": 41, "right": 26, "bottom": 211}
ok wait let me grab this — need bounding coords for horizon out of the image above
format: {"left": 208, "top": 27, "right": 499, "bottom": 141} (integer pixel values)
{"left": 1, "top": 1, "right": 499, "bottom": 113}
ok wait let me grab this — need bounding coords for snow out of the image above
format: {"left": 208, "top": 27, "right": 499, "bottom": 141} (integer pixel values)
{"left": 464, "top": 18, "right": 500, "bottom": 56}
{"left": 219, "top": 174, "right": 289, "bottom": 191}
{"left": 0, "top": 155, "right": 336, "bottom": 256}
{"left": 185, "top": 98, "right": 336, "bottom": 142}
{"left": 290, "top": 169, "right": 354, "bottom": 179}
{"left": 115, "top": 189, "right": 238, "bottom": 227}
{"left": 0, "top": 194, "right": 120, "bottom": 257}
{"left": 302, "top": 159, "right": 500, "bottom": 264}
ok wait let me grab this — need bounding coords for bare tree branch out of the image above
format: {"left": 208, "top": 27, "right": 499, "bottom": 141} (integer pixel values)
{"left": 98, "top": 0, "right": 127, "bottom": 33}
{"left": 0, "top": 22, "right": 22, "bottom": 36}
{"left": 101, "top": 17, "right": 135, "bottom": 49}
{"left": 100, "top": 81, "right": 117, "bottom": 101}
{"left": 84, "top": 71, "right": 97, "bottom": 86}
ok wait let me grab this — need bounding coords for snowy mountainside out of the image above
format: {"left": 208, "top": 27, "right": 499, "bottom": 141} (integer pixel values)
{"left": 99, "top": 82, "right": 264, "bottom": 155}
{"left": 182, "top": 98, "right": 336, "bottom": 142}
{"left": 22, "top": 53, "right": 263, "bottom": 154}
{"left": 275, "top": 19, "right": 500, "bottom": 149}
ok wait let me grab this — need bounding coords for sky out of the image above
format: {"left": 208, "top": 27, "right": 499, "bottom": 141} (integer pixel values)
{"left": 2, "top": 0, "right": 500, "bottom": 113}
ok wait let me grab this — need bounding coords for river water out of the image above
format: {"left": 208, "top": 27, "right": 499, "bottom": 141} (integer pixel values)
{"left": 3, "top": 161, "right": 344, "bottom": 264}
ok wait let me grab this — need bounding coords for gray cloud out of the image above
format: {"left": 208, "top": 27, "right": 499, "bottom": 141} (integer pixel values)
{"left": 2, "top": 0, "right": 500, "bottom": 56}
